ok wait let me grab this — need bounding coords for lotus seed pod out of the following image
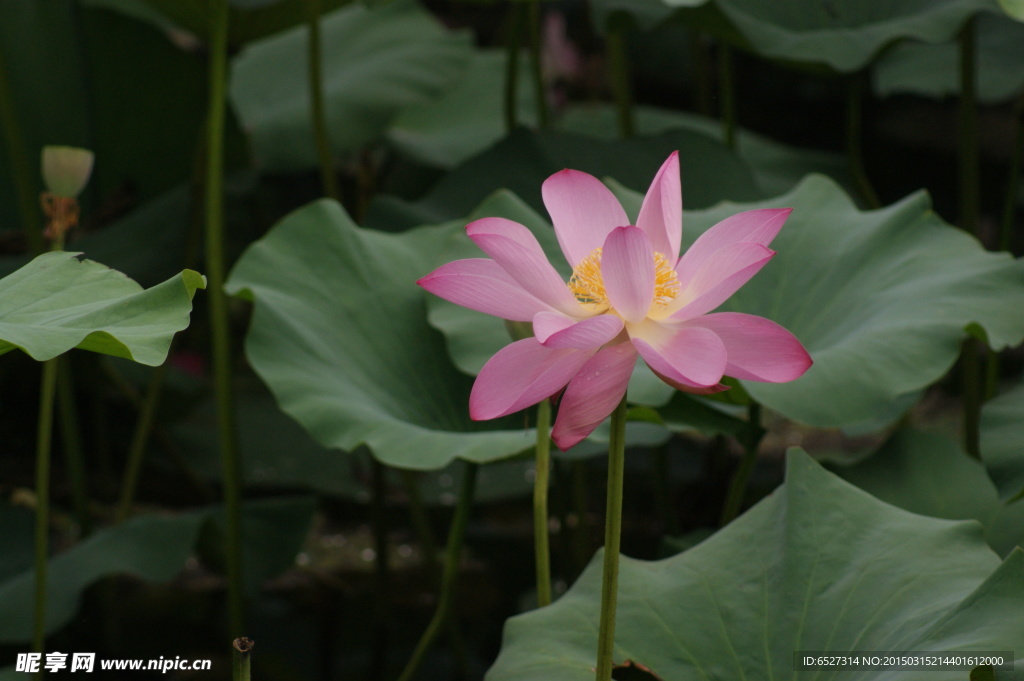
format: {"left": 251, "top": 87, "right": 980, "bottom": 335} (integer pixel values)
{"left": 41, "top": 146, "right": 94, "bottom": 198}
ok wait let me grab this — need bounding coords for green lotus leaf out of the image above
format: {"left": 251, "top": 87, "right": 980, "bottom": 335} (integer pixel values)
{"left": 558, "top": 104, "right": 854, "bottom": 198}
{"left": 225, "top": 198, "right": 536, "bottom": 470}
{"left": 612, "top": 175, "right": 1024, "bottom": 428}
{"left": 0, "top": 505, "right": 33, "bottom": 583}
{"left": 873, "top": 11, "right": 1024, "bottom": 103}
{"left": 364, "top": 126, "right": 761, "bottom": 232}
{"left": 82, "top": 0, "right": 357, "bottom": 46}
{"left": 981, "top": 380, "right": 1024, "bottom": 501}
{"left": 0, "top": 499, "right": 312, "bottom": 642}
{"left": 171, "top": 383, "right": 538, "bottom": 503}
{"left": 487, "top": 450, "right": 1024, "bottom": 680}
{"left": 0, "top": 511, "right": 204, "bottom": 643}
{"left": 999, "top": 0, "right": 1024, "bottom": 20}
{"left": 387, "top": 49, "right": 537, "bottom": 168}
{"left": 836, "top": 428, "right": 1024, "bottom": 557}
{"left": 592, "top": 0, "right": 999, "bottom": 73}
{"left": 0, "top": 251, "right": 204, "bottom": 365}
{"left": 229, "top": 0, "right": 472, "bottom": 171}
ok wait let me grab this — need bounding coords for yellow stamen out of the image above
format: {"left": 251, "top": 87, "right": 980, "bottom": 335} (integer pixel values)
{"left": 568, "top": 247, "right": 608, "bottom": 307}
{"left": 652, "top": 251, "right": 681, "bottom": 305}
{"left": 567, "top": 246, "right": 680, "bottom": 312}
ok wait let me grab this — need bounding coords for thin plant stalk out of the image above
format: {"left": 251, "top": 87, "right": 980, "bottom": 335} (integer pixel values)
{"left": 533, "top": 399, "right": 553, "bottom": 607}
{"left": 32, "top": 357, "right": 59, "bottom": 658}
{"left": 719, "top": 402, "right": 764, "bottom": 526}
{"left": 569, "top": 459, "right": 590, "bottom": 577}
{"left": 527, "top": 0, "right": 549, "bottom": 128}
{"left": 205, "top": 0, "right": 245, "bottom": 637}
{"left": 504, "top": 2, "right": 524, "bottom": 131}
{"left": 395, "top": 464, "right": 478, "bottom": 681}
{"left": 115, "top": 361, "right": 169, "bottom": 522}
{"left": 717, "top": 43, "right": 737, "bottom": 150}
{"left": 959, "top": 17, "right": 980, "bottom": 239}
{"left": 56, "top": 356, "right": 90, "bottom": 535}
{"left": 998, "top": 94, "right": 1024, "bottom": 253}
{"left": 846, "top": 76, "right": 881, "bottom": 209}
{"left": 233, "top": 637, "right": 253, "bottom": 681}
{"left": 691, "top": 36, "right": 714, "bottom": 117}
{"left": 399, "top": 471, "right": 469, "bottom": 678}
{"left": 99, "top": 358, "right": 214, "bottom": 502}
{"left": 370, "top": 459, "right": 391, "bottom": 681}
{"left": 988, "top": 94, "right": 1024, "bottom": 397}
{"left": 33, "top": 234, "right": 67, "bottom": 658}
{"left": 605, "top": 21, "right": 635, "bottom": 139}
{"left": 594, "top": 396, "right": 628, "bottom": 681}
{"left": 307, "top": 0, "right": 339, "bottom": 200}
{"left": 959, "top": 18, "right": 984, "bottom": 457}
{"left": 962, "top": 339, "right": 983, "bottom": 459}
{"left": 400, "top": 470, "right": 438, "bottom": 580}
{"left": 653, "top": 445, "right": 680, "bottom": 536}
{"left": 0, "top": 46, "right": 43, "bottom": 253}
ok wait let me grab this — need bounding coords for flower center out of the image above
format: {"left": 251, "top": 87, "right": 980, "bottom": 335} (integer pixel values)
{"left": 568, "top": 246, "right": 680, "bottom": 312}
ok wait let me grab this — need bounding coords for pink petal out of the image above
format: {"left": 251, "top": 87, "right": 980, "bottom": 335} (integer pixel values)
{"left": 689, "top": 312, "right": 812, "bottom": 382}
{"left": 418, "top": 259, "right": 555, "bottom": 322}
{"left": 470, "top": 339, "right": 596, "bottom": 420}
{"left": 629, "top": 320, "right": 727, "bottom": 388}
{"left": 466, "top": 217, "right": 580, "bottom": 315}
{"left": 636, "top": 151, "right": 682, "bottom": 260}
{"left": 551, "top": 342, "right": 637, "bottom": 450}
{"left": 669, "top": 242, "right": 774, "bottom": 321}
{"left": 534, "top": 311, "right": 624, "bottom": 349}
{"left": 602, "top": 226, "right": 655, "bottom": 324}
{"left": 542, "top": 169, "right": 629, "bottom": 267}
{"left": 676, "top": 208, "right": 791, "bottom": 272}
{"left": 648, "top": 370, "right": 730, "bottom": 395}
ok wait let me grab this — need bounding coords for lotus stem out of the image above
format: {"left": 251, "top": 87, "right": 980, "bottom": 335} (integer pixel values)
{"left": 57, "top": 356, "right": 91, "bottom": 535}
{"left": 401, "top": 470, "right": 438, "bottom": 580}
{"left": 717, "top": 43, "right": 737, "bottom": 150}
{"left": 533, "top": 399, "right": 553, "bottom": 607}
{"left": 606, "top": 20, "right": 635, "bottom": 138}
{"left": 653, "top": 444, "right": 680, "bottom": 536}
{"left": 998, "top": 94, "right": 1024, "bottom": 253}
{"left": 570, "top": 459, "right": 590, "bottom": 577}
{"left": 116, "top": 362, "right": 168, "bottom": 522}
{"left": 846, "top": 75, "right": 881, "bottom": 209}
{"left": 307, "top": 0, "right": 338, "bottom": 200}
{"left": 32, "top": 357, "right": 59, "bottom": 659}
{"left": 959, "top": 17, "right": 980, "bottom": 239}
{"left": 958, "top": 18, "right": 984, "bottom": 457}
{"left": 0, "top": 45, "right": 43, "bottom": 253}
{"left": 205, "top": 0, "right": 245, "bottom": 637}
{"left": 962, "top": 339, "right": 983, "bottom": 458}
{"left": 395, "top": 463, "right": 478, "bottom": 681}
{"left": 527, "top": 0, "right": 549, "bottom": 128}
{"left": 504, "top": 2, "right": 524, "bottom": 131}
{"left": 595, "top": 396, "right": 628, "bottom": 681}
{"left": 988, "top": 94, "right": 1024, "bottom": 398}
{"left": 32, "top": 236, "right": 68, "bottom": 659}
{"left": 233, "top": 637, "right": 253, "bottom": 681}
{"left": 692, "top": 36, "right": 714, "bottom": 118}
{"left": 370, "top": 458, "right": 392, "bottom": 680}
{"left": 719, "top": 402, "right": 764, "bottom": 525}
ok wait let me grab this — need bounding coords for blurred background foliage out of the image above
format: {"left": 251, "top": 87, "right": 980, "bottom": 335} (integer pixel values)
{"left": 1, "top": 0, "right": 1024, "bottom": 679}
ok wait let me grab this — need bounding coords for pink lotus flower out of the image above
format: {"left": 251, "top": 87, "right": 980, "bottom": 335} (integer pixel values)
{"left": 418, "top": 152, "right": 812, "bottom": 450}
